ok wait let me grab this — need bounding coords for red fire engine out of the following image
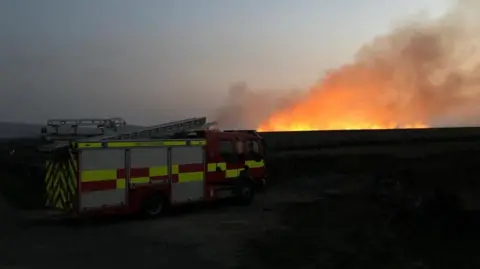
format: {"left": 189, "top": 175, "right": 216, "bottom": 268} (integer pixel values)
{"left": 41, "top": 117, "right": 267, "bottom": 217}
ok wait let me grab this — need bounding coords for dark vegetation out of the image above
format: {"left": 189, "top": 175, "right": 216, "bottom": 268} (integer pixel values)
{"left": 246, "top": 144, "right": 480, "bottom": 269}
{"left": 261, "top": 127, "right": 480, "bottom": 152}
{"left": 0, "top": 138, "right": 46, "bottom": 209}
{"left": 243, "top": 194, "right": 480, "bottom": 269}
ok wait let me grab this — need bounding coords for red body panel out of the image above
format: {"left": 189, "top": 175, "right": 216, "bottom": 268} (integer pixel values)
{"left": 81, "top": 180, "right": 117, "bottom": 192}
{"left": 75, "top": 130, "right": 266, "bottom": 217}
{"left": 204, "top": 131, "right": 266, "bottom": 183}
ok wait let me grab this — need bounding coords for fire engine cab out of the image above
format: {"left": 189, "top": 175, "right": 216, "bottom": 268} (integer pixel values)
{"left": 40, "top": 117, "right": 267, "bottom": 217}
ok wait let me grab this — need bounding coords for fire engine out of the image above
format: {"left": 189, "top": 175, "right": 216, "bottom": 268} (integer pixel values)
{"left": 40, "top": 117, "right": 267, "bottom": 217}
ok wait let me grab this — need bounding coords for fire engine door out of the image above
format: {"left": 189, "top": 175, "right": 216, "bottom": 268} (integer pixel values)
{"left": 78, "top": 148, "right": 128, "bottom": 210}
{"left": 170, "top": 145, "right": 205, "bottom": 204}
{"left": 218, "top": 140, "right": 245, "bottom": 179}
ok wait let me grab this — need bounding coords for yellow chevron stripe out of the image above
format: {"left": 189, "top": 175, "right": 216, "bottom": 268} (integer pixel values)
{"left": 44, "top": 152, "right": 78, "bottom": 210}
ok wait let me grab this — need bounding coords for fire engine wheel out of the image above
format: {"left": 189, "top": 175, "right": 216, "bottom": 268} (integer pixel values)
{"left": 234, "top": 179, "right": 255, "bottom": 205}
{"left": 141, "top": 192, "right": 166, "bottom": 218}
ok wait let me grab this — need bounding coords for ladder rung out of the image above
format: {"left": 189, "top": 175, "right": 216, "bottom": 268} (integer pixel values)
{"left": 42, "top": 116, "right": 214, "bottom": 143}
{"left": 42, "top": 117, "right": 127, "bottom": 139}
{"left": 47, "top": 118, "right": 126, "bottom": 127}
{"left": 84, "top": 117, "right": 208, "bottom": 141}
{"left": 151, "top": 122, "right": 218, "bottom": 138}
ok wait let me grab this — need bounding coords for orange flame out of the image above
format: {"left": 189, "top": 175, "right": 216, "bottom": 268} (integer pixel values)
{"left": 257, "top": 67, "right": 429, "bottom": 131}
{"left": 258, "top": 98, "right": 429, "bottom": 131}
{"left": 258, "top": 121, "right": 427, "bottom": 132}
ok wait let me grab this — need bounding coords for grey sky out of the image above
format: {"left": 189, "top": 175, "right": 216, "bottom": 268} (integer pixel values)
{"left": 1, "top": 0, "right": 449, "bottom": 125}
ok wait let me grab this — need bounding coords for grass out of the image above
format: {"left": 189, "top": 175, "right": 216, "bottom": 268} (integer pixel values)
{"left": 0, "top": 138, "right": 46, "bottom": 209}
{"left": 242, "top": 193, "right": 480, "bottom": 269}
{"left": 241, "top": 148, "right": 480, "bottom": 269}
{"left": 243, "top": 198, "right": 403, "bottom": 269}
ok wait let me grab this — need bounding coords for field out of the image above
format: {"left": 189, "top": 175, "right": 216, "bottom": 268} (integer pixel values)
{"left": 1, "top": 129, "right": 480, "bottom": 268}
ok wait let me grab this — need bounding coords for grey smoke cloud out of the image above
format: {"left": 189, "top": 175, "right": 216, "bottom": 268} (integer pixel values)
{"left": 215, "top": 0, "right": 480, "bottom": 130}
{"left": 213, "top": 82, "right": 305, "bottom": 129}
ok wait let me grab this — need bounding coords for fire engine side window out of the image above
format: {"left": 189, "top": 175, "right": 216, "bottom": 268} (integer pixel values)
{"left": 236, "top": 140, "right": 244, "bottom": 154}
{"left": 246, "top": 140, "right": 261, "bottom": 159}
{"left": 219, "top": 140, "right": 238, "bottom": 163}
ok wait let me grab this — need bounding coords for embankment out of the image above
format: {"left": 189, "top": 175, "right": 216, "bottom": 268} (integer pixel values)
{"left": 263, "top": 127, "right": 480, "bottom": 190}
{"left": 260, "top": 127, "right": 480, "bottom": 151}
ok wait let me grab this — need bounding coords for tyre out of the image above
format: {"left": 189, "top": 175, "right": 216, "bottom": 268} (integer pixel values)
{"left": 256, "top": 177, "right": 267, "bottom": 193}
{"left": 141, "top": 192, "right": 167, "bottom": 218}
{"left": 234, "top": 178, "right": 255, "bottom": 205}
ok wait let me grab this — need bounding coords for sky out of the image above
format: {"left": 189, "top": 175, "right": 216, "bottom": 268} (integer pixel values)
{"left": 0, "top": 0, "right": 450, "bottom": 125}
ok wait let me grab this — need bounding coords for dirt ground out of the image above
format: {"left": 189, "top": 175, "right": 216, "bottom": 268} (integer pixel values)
{"left": 0, "top": 176, "right": 324, "bottom": 269}
{"left": 1, "top": 170, "right": 479, "bottom": 269}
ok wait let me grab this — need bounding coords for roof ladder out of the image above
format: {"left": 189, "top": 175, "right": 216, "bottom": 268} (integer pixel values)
{"left": 41, "top": 117, "right": 127, "bottom": 141}
{"left": 88, "top": 117, "right": 211, "bottom": 141}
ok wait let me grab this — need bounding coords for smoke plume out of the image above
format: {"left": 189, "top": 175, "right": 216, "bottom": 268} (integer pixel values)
{"left": 213, "top": 82, "right": 304, "bottom": 129}
{"left": 215, "top": 0, "right": 480, "bottom": 130}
